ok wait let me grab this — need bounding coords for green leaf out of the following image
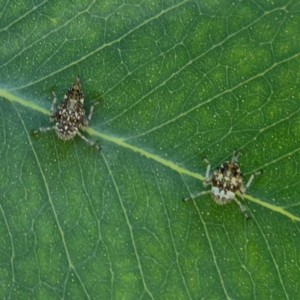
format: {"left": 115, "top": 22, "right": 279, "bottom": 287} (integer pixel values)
{"left": 1, "top": 0, "right": 300, "bottom": 298}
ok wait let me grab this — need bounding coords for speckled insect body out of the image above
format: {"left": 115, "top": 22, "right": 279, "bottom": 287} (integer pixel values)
{"left": 183, "top": 152, "right": 262, "bottom": 219}
{"left": 52, "top": 78, "right": 85, "bottom": 140}
{"left": 32, "top": 77, "right": 101, "bottom": 150}
{"left": 209, "top": 158, "right": 244, "bottom": 204}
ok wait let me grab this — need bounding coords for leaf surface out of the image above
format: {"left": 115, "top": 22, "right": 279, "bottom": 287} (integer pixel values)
{"left": 1, "top": 0, "right": 300, "bottom": 299}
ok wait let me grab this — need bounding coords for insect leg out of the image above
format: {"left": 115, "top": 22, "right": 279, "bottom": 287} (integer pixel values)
{"left": 231, "top": 150, "right": 241, "bottom": 163}
{"left": 31, "top": 126, "right": 56, "bottom": 135}
{"left": 245, "top": 170, "right": 263, "bottom": 190}
{"left": 182, "top": 190, "right": 210, "bottom": 202}
{"left": 233, "top": 197, "right": 250, "bottom": 219}
{"left": 202, "top": 157, "right": 212, "bottom": 186}
{"left": 76, "top": 131, "right": 101, "bottom": 151}
{"left": 50, "top": 91, "right": 57, "bottom": 115}
{"left": 86, "top": 100, "right": 101, "bottom": 126}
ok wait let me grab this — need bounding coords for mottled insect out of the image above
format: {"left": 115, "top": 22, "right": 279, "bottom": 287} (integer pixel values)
{"left": 32, "top": 77, "right": 101, "bottom": 150}
{"left": 183, "top": 152, "right": 262, "bottom": 219}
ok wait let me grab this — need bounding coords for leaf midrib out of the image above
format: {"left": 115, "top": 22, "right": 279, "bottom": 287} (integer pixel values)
{"left": 1, "top": 89, "right": 299, "bottom": 222}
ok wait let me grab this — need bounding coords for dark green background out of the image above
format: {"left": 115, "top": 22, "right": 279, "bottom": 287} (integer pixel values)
{"left": 1, "top": 0, "right": 300, "bottom": 299}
